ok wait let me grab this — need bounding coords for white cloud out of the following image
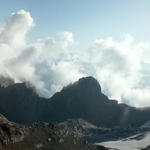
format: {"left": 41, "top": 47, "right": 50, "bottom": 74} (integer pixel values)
{"left": 0, "top": 10, "right": 85, "bottom": 97}
{"left": 0, "top": 10, "right": 34, "bottom": 48}
{"left": 0, "top": 10, "right": 34, "bottom": 78}
{"left": 1, "top": 10, "right": 150, "bottom": 107}
{"left": 89, "top": 35, "right": 150, "bottom": 107}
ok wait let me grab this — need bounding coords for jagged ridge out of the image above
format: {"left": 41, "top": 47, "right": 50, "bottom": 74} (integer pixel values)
{"left": 0, "top": 76, "right": 150, "bottom": 128}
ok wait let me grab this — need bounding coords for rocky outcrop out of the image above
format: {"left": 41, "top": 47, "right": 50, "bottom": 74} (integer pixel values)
{"left": 7, "top": 122, "right": 88, "bottom": 150}
{"left": 0, "top": 114, "right": 25, "bottom": 149}
{"left": 0, "top": 114, "right": 111, "bottom": 150}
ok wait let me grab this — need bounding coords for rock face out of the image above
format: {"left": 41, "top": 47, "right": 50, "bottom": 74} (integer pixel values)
{"left": 0, "top": 114, "right": 25, "bottom": 148}
{"left": 4, "top": 122, "right": 88, "bottom": 150}
{"left": 0, "top": 76, "right": 150, "bottom": 128}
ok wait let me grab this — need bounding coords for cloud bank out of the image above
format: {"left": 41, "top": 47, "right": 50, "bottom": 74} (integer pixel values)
{"left": 1, "top": 10, "right": 150, "bottom": 107}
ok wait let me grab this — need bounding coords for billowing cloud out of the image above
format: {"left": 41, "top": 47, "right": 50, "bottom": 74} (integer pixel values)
{"left": 90, "top": 35, "right": 150, "bottom": 107}
{"left": 0, "top": 10, "right": 85, "bottom": 97}
{"left": 1, "top": 10, "right": 150, "bottom": 107}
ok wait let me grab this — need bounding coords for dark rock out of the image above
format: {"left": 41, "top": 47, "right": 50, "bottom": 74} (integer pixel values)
{"left": 0, "top": 76, "right": 150, "bottom": 128}
{"left": 0, "top": 114, "right": 25, "bottom": 148}
{"left": 0, "top": 114, "right": 92, "bottom": 150}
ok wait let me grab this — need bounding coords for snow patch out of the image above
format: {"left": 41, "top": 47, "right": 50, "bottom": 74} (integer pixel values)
{"left": 98, "top": 132, "right": 150, "bottom": 150}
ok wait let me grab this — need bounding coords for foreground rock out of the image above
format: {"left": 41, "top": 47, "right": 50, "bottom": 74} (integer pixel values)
{"left": 3, "top": 123, "right": 88, "bottom": 150}
{"left": 0, "top": 114, "right": 112, "bottom": 150}
{"left": 0, "top": 114, "right": 26, "bottom": 148}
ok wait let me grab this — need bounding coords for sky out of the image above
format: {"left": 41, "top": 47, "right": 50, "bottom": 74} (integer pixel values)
{"left": 1, "top": 0, "right": 150, "bottom": 45}
{"left": 1, "top": 1, "right": 150, "bottom": 107}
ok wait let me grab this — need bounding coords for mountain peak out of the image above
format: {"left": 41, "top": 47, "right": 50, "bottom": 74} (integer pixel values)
{"left": 62, "top": 76, "right": 101, "bottom": 97}
{"left": 78, "top": 76, "right": 101, "bottom": 92}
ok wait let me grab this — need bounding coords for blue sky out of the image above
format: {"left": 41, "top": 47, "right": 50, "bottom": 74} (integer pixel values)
{"left": 1, "top": 0, "right": 150, "bottom": 45}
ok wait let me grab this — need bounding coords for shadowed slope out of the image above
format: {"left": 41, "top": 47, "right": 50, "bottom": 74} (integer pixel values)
{"left": 0, "top": 76, "right": 150, "bottom": 127}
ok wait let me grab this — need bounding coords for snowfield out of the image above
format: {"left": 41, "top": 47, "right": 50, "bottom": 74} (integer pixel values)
{"left": 98, "top": 132, "right": 150, "bottom": 150}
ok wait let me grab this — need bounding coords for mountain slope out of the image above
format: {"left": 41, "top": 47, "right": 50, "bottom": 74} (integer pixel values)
{"left": 0, "top": 76, "right": 150, "bottom": 128}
